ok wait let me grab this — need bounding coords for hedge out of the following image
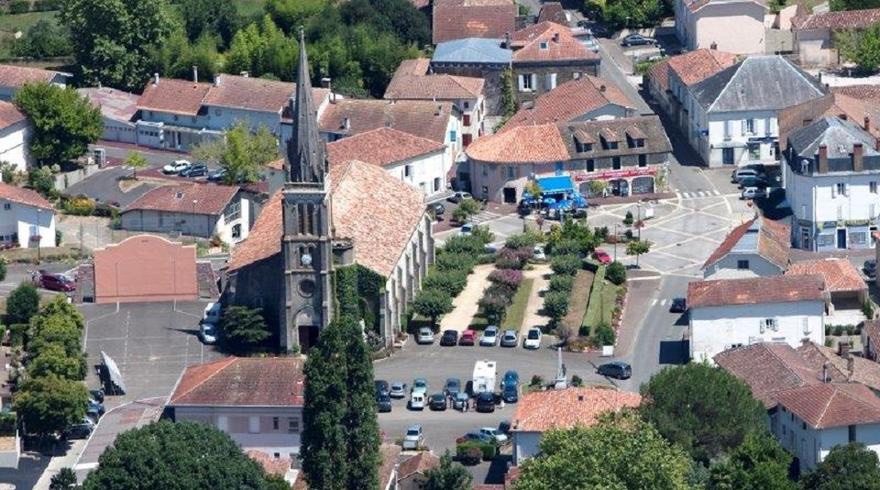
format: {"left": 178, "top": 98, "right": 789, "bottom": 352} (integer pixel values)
{"left": 582, "top": 266, "right": 607, "bottom": 329}
{"left": 456, "top": 441, "right": 496, "bottom": 463}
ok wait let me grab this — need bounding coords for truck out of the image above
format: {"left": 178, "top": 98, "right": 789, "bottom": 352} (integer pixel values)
{"left": 472, "top": 360, "right": 497, "bottom": 395}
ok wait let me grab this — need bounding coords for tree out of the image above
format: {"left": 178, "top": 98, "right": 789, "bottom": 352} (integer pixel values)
{"left": 82, "top": 420, "right": 279, "bottom": 489}
{"left": 590, "top": 0, "right": 669, "bottom": 30}
{"left": 50, "top": 468, "right": 78, "bottom": 490}
{"left": 302, "top": 316, "right": 380, "bottom": 490}
{"left": 123, "top": 151, "right": 149, "bottom": 179}
{"left": 855, "top": 24, "right": 880, "bottom": 73}
{"left": 801, "top": 442, "right": 880, "bottom": 490}
{"left": 219, "top": 306, "right": 271, "bottom": 353}
{"left": 422, "top": 270, "right": 467, "bottom": 297}
{"left": 6, "top": 283, "right": 40, "bottom": 325}
{"left": 28, "top": 166, "right": 55, "bottom": 196}
{"left": 0, "top": 258, "right": 7, "bottom": 282}
{"left": 831, "top": 0, "right": 880, "bottom": 11}
{"left": 148, "top": 29, "right": 222, "bottom": 82}
{"left": 606, "top": 261, "right": 627, "bottom": 286}
{"left": 515, "top": 412, "right": 693, "bottom": 490}
{"left": 708, "top": 432, "right": 795, "bottom": 490}
{"left": 626, "top": 239, "right": 651, "bottom": 266}
{"left": 35, "top": 295, "right": 85, "bottom": 330}
{"left": 192, "top": 121, "right": 279, "bottom": 184}
{"left": 15, "top": 374, "right": 88, "bottom": 436}
{"left": 28, "top": 343, "right": 87, "bottom": 380}
{"left": 413, "top": 289, "right": 453, "bottom": 327}
{"left": 550, "top": 254, "right": 581, "bottom": 276}
{"left": 421, "top": 451, "right": 472, "bottom": 490}
{"left": 13, "top": 82, "right": 102, "bottom": 167}
{"left": 543, "top": 291, "right": 570, "bottom": 322}
{"left": 12, "top": 19, "right": 73, "bottom": 59}
{"left": 176, "top": 0, "right": 240, "bottom": 46}
{"left": 60, "top": 0, "right": 177, "bottom": 91}
{"left": 639, "top": 363, "right": 767, "bottom": 463}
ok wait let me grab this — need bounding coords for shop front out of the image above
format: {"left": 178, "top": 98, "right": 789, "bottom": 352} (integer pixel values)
{"left": 571, "top": 167, "right": 659, "bottom": 198}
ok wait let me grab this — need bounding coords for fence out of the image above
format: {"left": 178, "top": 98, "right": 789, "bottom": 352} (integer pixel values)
{"left": 54, "top": 162, "right": 100, "bottom": 191}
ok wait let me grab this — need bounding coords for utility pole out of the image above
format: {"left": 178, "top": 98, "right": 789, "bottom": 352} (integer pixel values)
{"left": 613, "top": 224, "right": 618, "bottom": 261}
{"left": 637, "top": 202, "right": 642, "bottom": 242}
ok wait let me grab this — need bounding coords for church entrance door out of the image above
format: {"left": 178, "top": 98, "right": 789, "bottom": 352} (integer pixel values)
{"left": 298, "top": 325, "right": 320, "bottom": 352}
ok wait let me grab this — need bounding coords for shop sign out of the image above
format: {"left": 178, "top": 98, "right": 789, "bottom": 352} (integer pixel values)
{"left": 571, "top": 167, "right": 657, "bottom": 182}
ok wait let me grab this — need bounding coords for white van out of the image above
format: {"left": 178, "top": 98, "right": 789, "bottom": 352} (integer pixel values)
{"left": 409, "top": 392, "right": 426, "bottom": 410}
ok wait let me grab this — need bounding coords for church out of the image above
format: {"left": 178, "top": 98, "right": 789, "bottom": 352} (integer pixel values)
{"left": 224, "top": 37, "right": 434, "bottom": 351}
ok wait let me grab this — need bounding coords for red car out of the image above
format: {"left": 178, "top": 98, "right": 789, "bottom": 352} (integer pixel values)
{"left": 459, "top": 329, "right": 476, "bottom": 346}
{"left": 39, "top": 271, "right": 76, "bottom": 292}
{"left": 593, "top": 249, "right": 612, "bottom": 265}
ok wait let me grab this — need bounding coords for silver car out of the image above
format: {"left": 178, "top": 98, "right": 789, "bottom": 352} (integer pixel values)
{"left": 416, "top": 327, "right": 434, "bottom": 344}
{"left": 500, "top": 330, "right": 518, "bottom": 347}
{"left": 480, "top": 326, "right": 499, "bottom": 346}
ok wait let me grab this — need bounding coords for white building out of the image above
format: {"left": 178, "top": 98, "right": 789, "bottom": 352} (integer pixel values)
{"left": 0, "top": 182, "right": 55, "bottom": 249}
{"left": 674, "top": 0, "right": 767, "bottom": 55}
{"left": 685, "top": 56, "right": 825, "bottom": 167}
{"left": 0, "top": 101, "right": 30, "bottom": 172}
{"left": 784, "top": 116, "right": 880, "bottom": 251}
{"left": 0, "top": 64, "right": 69, "bottom": 102}
{"left": 702, "top": 215, "right": 790, "bottom": 279}
{"left": 78, "top": 87, "right": 140, "bottom": 144}
{"left": 687, "top": 274, "right": 826, "bottom": 363}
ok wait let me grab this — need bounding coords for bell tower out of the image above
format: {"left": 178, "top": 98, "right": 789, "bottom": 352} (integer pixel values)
{"left": 280, "top": 29, "right": 333, "bottom": 352}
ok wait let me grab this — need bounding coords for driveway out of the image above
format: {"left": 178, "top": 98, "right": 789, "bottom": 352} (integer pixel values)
{"left": 62, "top": 166, "right": 159, "bottom": 208}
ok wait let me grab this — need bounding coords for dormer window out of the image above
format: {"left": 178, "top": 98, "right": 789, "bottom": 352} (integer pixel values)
{"left": 600, "top": 127, "right": 619, "bottom": 150}
{"left": 625, "top": 127, "right": 646, "bottom": 148}
{"left": 572, "top": 130, "right": 594, "bottom": 153}
{"left": 539, "top": 41, "right": 548, "bottom": 50}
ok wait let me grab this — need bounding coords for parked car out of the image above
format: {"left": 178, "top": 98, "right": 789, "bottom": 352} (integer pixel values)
{"left": 500, "top": 330, "right": 518, "bottom": 347}
{"left": 203, "top": 302, "right": 221, "bottom": 325}
{"left": 62, "top": 423, "right": 93, "bottom": 440}
{"left": 459, "top": 223, "right": 474, "bottom": 236}
{"left": 429, "top": 393, "right": 448, "bottom": 411}
{"left": 445, "top": 378, "right": 462, "bottom": 397}
{"left": 440, "top": 329, "right": 459, "bottom": 346}
{"left": 501, "top": 370, "right": 519, "bottom": 403}
{"left": 456, "top": 432, "right": 494, "bottom": 444}
{"left": 597, "top": 361, "right": 632, "bottom": 380}
{"left": 865, "top": 260, "right": 877, "bottom": 279}
{"left": 480, "top": 326, "right": 499, "bottom": 346}
{"left": 670, "top": 297, "right": 687, "bottom": 313}
{"left": 389, "top": 382, "right": 407, "bottom": 398}
{"left": 198, "top": 322, "right": 217, "bottom": 344}
{"left": 738, "top": 176, "right": 768, "bottom": 188}
{"left": 593, "top": 249, "right": 612, "bottom": 265}
{"left": 162, "top": 159, "right": 191, "bottom": 174}
{"left": 741, "top": 187, "right": 763, "bottom": 200}
{"left": 459, "top": 329, "right": 476, "bottom": 346}
{"left": 448, "top": 191, "right": 473, "bottom": 203}
{"left": 409, "top": 392, "right": 426, "bottom": 410}
{"left": 402, "top": 425, "right": 424, "bottom": 449}
{"left": 376, "top": 392, "right": 392, "bottom": 413}
{"left": 39, "top": 271, "right": 76, "bottom": 292}
{"left": 453, "top": 392, "right": 470, "bottom": 410}
{"left": 523, "top": 328, "right": 542, "bottom": 349}
{"left": 621, "top": 34, "right": 655, "bottom": 46}
{"left": 416, "top": 327, "right": 434, "bottom": 344}
{"left": 180, "top": 163, "right": 208, "bottom": 178}
{"left": 480, "top": 427, "right": 509, "bottom": 445}
{"left": 732, "top": 166, "right": 765, "bottom": 183}
{"left": 533, "top": 246, "right": 546, "bottom": 261}
{"left": 207, "top": 168, "right": 227, "bottom": 182}
{"left": 88, "top": 399, "right": 105, "bottom": 416}
{"left": 475, "top": 392, "right": 496, "bottom": 412}
{"left": 411, "top": 378, "right": 429, "bottom": 394}
{"left": 375, "top": 380, "right": 390, "bottom": 396}
{"left": 429, "top": 202, "right": 445, "bottom": 217}
{"left": 89, "top": 389, "right": 105, "bottom": 403}
{"left": 86, "top": 407, "right": 102, "bottom": 424}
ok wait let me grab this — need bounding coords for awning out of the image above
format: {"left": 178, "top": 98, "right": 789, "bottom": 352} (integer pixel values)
{"left": 537, "top": 176, "right": 574, "bottom": 195}
{"left": 101, "top": 351, "right": 126, "bottom": 394}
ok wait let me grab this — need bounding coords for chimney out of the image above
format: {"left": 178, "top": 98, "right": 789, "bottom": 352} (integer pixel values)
{"left": 435, "top": 104, "right": 442, "bottom": 116}
{"left": 818, "top": 144, "right": 829, "bottom": 173}
{"left": 848, "top": 355, "right": 855, "bottom": 375}
{"left": 865, "top": 115, "right": 871, "bottom": 133}
{"left": 240, "top": 71, "right": 249, "bottom": 78}
{"left": 853, "top": 142, "right": 864, "bottom": 172}
{"left": 838, "top": 340, "right": 851, "bottom": 358}
{"left": 552, "top": 32, "right": 560, "bottom": 43}
{"left": 192, "top": 65, "right": 198, "bottom": 83}
{"left": 840, "top": 113, "right": 848, "bottom": 121}
{"left": 504, "top": 32, "right": 511, "bottom": 49}
{"left": 213, "top": 74, "right": 220, "bottom": 87}
{"left": 822, "top": 362, "right": 828, "bottom": 383}
{"left": 710, "top": 41, "right": 717, "bottom": 50}
{"left": 343, "top": 117, "right": 350, "bottom": 130}
{"left": 153, "top": 73, "right": 159, "bottom": 85}
{"left": 321, "top": 77, "right": 331, "bottom": 89}
{"left": 818, "top": 72, "right": 823, "bottom": 83}
{"left": 599, "top": 84, "right": 606, "bottom": 93}
{"left": 577, "top": 394, "right": 584, "bottom": 401}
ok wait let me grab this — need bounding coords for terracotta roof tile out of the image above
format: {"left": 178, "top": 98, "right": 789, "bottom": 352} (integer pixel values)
{"left": 775, "top": 383, "right": 880, "bottom": 429}
{"left": 511, "top": 23, "right": 598, "bottom": 63}
{"left": 0, "top": 100, "right": 25, "bottom": 129}
{"left": 537, "top": 2, "right": 568, "bottom": 24}
{"left": 137, "top": 79, "right": 212, "bottom": 116}
{"left": 793, "top": 7, "right": 880, "bottom": 30}
{"left": 0, "top": 182, "right": 52, "bottom": 210}
{"left": 786, "top": 258, "right": 866, "bottom": 293}
{"left": 685, "top": 0, "right": 766, "bottom": 13}
{"left": 327, "top": 127, "right": 445, "bottom": 168}
{"left": 202, "top": 74, "right": 294, "bottom": 113}
{"left": 379, "top": 444, "right": 402, "bottom": 489}
{"left": 432, "top": 0, "right": 517, "bottom": 43}
{"left": 687, "top": 274, "right": 826, "bottom": 308}
{"left": 715, "top": 343, "right": 822, "bottom": 407}
{"left": 398, "top": 452, "right": 440, "bottom": 479}
{"left": 246, "top": 450, "right": 292, "bottom": 479}
{"left": 703, "top": 216, "right": 790, "bottom": 270}
{"left": 647, "top": 58, "right": 671, "bottom": 91}
{"left": 0, "top": 64, "right": 63, "bottom": 88}
{"left": 779, "top": 90, "right": 880, "bottom": 147}
{"left": 466, "top": 123, "right": 569, "bottom": 162}
{"left": 797, "top": 342, "right": 880, "bottom": 391}
{"left": 394, "top": 58, "right": 432, "bottom": 77}
{"left": 226, "top": 187, "right": 283, "bottom": 271}
{"left": 502, "top": 76, "right": 635, "bottom": 129}
{"left": 319, "top": 99, "right": 454, "bottom": 144}
{"left": 865, "top": 320, "right": 880, "bottom": 356}
{"left": 123, "top": 183, "right": 238, "bottom": 216}
{"left": 169, "top": 357, "right": 304, "bottom": 406}
{"left": 384, "top": 72, "right": 485, "bottom": 100}
{"left": 667, "top": 49, "right": 738, "bottom": 87}
{"left": 512, "top": 387, "right": 642, "bottom": 432}
{"left": 557, "top": 116, "right": 671, "bottom": 158}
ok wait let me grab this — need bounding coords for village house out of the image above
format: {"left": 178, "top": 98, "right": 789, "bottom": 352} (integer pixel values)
{"left": 77, "top": 87, "right": 140, "bottom": 145}
{"left": 792, "top": 8, "right": 880, "bottom": 67}
{"left": 0, "top": 64, "right": 69, "bottom": 101}
{"left": 396, "top": 452, "right": 441, "bottom": 490}
{"left": 687, "top": 274, "right": 827, "bottom": 363}
{"left": 0, "top": 182, "right": 55, "bottom": 249}
{"left": 120, "top": 184, "right": 250, "bottom": 245}
{"left": 0, "top": 101, "right": 30, "bottom": 172}
{"left": 702, "top": 215, "right": 790, "bottom": 279}
{"left": 786, "top": 258, "right": 867, "bottom": 325}
{"left": 674, "top": 0, "right": 767, "bottom": 54}
{"left": 431, "top": 0, "right": 516, "bottom": 44}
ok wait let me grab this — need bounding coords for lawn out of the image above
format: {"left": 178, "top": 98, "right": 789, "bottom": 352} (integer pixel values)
{"left": 582, "top": 275, "right": 618, "bottom": 330}
{"left": 561, "top": 270, "right": 593, "bottom": 332}
{"left": 501, "top": 278, "right": 533, "bottom": 331}
{"left": 0, "top": 11, "right": 56, "bottom": 34}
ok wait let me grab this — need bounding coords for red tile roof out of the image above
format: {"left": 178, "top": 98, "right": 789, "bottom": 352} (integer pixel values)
{"left": 667, "top": 49, "right": 738, "bottom": 87}
{"left": 685, "top": 0, "right": 766, "bottom": 13}
{"left": 775, "top": 382, "right": 880, "bottom": 429}
{"left": 0, "top": 100, "right": 25, "bottom": 129}
{"left": 702, "top": 216, "right": 790, "bottom": 270}
{"left": 865, "top": 320, "right": 880, "bottom": 358}
{"left": 432, "top": 0, "right": 517, "bottom": 44}
{"left": 319, "top": 99, "right": 454, "bottom": 144}
{"left": 537, "top": 2, "right": 568, "bottom": 24}
{"left": 327, "top": 127, "right": 445, "bottom": 168}
{"left": 398, "top": 452, "right": 440, "bottom": 479}
{"left": 793, "top": 7, "right": 880, "bottom": 30}
{"left": 202, "top": 74, "right": 294, "bottom": 113}
{"left": 512, "top": 387, "right": 642, "bottom": 432}
{"left": 137, "top": 79, "right": 212, "bottom": 116}
{"left": 0, "top": 64, "right": 63, "bottom": 88}
{"left": 715, "top": 343, "right": 822, "bottom": 407}
{"left": 226, "top": 187, "right": 284, "bottom": 270}
{"left": 466, "top": 123, "right": 569, "bottom": 163}
{"left": 648, "top": 58, "right": 671, "bottom": 91}
{"left": 797, "top": 342, "right": 880, "bottom": 391}
{"left": 246, "top": 450, "right": 292, "bottom": 479}
{"left": 687, "top": 274, "right": 826, "bottom": 308}
{"left": 511, "top": 22, "right": 598, "bottom": 63}
{"left": 502, "top": 76, "right": 635, "bottom": 129}
{"left": 0, "top": 182, "right": 52, "bottom": 210}
{"left": 379, "top": 444, "right": 402, "bottom": 489}
{"left": 122, "top": 183, "right": 239, "bottom": 216}
{"left": 169, "top": 357, "right": 305, "bottom": 406}
{"left": 384, "top": 72, "right": 485, "bottom": 100}
{"left": 786, "top": 258, "right": 866, "bottom": 293}
{"left": 395, "top": 58, "right": 432, "bottom": 77}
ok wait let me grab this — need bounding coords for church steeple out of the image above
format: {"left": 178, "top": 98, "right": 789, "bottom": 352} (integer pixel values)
{"left": 287, "top": 28, "right": 325, "bottom": 184}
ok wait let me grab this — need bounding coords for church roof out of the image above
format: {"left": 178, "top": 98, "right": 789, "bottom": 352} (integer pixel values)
{"left": 288, "top": 29, "right": 325, "bottom": 184}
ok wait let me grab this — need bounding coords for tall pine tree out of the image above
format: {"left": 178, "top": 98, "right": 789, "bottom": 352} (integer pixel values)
{"left": 301, "top": 315, "right": 380, "bottom": 490}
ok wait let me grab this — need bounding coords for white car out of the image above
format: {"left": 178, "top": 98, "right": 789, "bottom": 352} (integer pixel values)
{"left": 480, "top": 427, "right": 508, "bottom": 445}
{"left": 480, "top": 326, "right": 498, "bottom": 346}
{"left": 409, "top": 393, "right": 426, "bottom": 410}
{"left": 523, "top": 328, "right": 542, "bottom": 349}
{"left": 532, "top": 246, "right": 546, "bottom": 261}
{"left": 199, "top": 322, "right": 217, "bottom": 344}
{"left": 162, "top": 159, "right": 192, "bottom": 174}
{"left": 416, "top": 327, "right": 434, "bottom": 344}
{"left": 741, "top": 187, "right": 763, "bottom": 200}
{"left": 459, "top": 223, "right": 473, "bottom": 236}
{"left": 402, "top": 425, "right": 424, "bottom": 448}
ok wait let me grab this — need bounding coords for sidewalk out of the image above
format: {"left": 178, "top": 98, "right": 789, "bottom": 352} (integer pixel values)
{"left": 520, "top": 264, "right": 551, "bottom": 336}
{"left": 440, "top": 264, "right": 494, "bottom": 332}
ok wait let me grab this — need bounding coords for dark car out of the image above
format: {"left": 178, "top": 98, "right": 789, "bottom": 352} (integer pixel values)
{"left": 376, "top": 392, "right": 392, "bottom": 413}
{"left": 865, "top": 260, "right": 877, "bottom": 279}
{"left": 597, "top": 361, "right": 632, "bottom": 380}
{"left": 670, "top": 297, "right": 687, "bottom": 313}
{"left": 475, "top": 392, "right": 496, "bottom": 412}
{"left": 621, "top": 34, "right": 656, "bottom": 46}
{"left": 445, "top": 378, "right": 462, "bottom": 397}
{"left": 738, "top": 176, "right": 769, "bottom": 189}
{"left": 180, "top": 163, "right": 208, "bottom": 178}
{"left": 440, "top": 329, "right": 459, "bottom": 346}
{"left": 90, "top": 389, "right": 105, "bottom": 403}
{"left": 375, "top": 380, "right": 390, "bottom": 396}
{"left": 62, "top": 423, "right": 93, "bottom": 440}
{"left": 39, "top": 271, "right": 75, "bottom": 292}
{"left": 429, "top": 393, "right": 448, "bottom": 411}
{"left": 207, "top": 168, "right": 227, "bottom": 182}
{"left": 429, "top": 202, "right": 445, "bottom": 217}
{"left": 501, "top": 370, "right": 519, "bottom": 403}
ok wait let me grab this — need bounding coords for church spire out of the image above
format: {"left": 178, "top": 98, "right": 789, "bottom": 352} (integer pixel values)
{"left": 287, "top": 28, "right": 325, "bottom": 184}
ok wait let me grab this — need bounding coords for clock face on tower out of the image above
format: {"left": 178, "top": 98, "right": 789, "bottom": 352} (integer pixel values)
{"left": 301, "top": 253, "right": 313, "bottom": 266}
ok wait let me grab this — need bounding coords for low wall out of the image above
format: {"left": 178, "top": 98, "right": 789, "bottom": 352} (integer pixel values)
{"left": 55, "top": 163, "right": 100, "bottom": 191}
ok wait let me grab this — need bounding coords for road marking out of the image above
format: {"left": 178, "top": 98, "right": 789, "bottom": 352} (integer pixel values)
{"left": 712, "top": 190, "right": 720, "bottom": 196}
{"left": 651, "top": 298, "right": 658, "bottom": 306}
{"left": 660, "top": 299, "right": 668, "bottom": 306}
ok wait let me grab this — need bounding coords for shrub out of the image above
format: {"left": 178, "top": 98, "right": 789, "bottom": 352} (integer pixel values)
{"left": 435, "top": 252, "right": 476, "bottom": 273}
{"left": 549, "top": 238, "right": 584, "bottom": 257}
{"left": 458, "top": 198, "right": 480, "bottom": 216}
{"left": 595, "top": 226, "right": 609, "bottom": 240}
{"left": 543, "top": 290, "right": 570, "bottom": 321}
{"left": 606, "top": 261, "right": 627, "bottom": 285}
{"left": 578, "top": 324, "right": 590, "bottom": 337}
{"left": 833, "top": 325, "right": 844, "bottom": 336}
{"left": 594, "top": 323, "right": 616, "bottom": 346}
{"left": 8, "top": 323, "right": 28, "bottom": 347}
{"left": 529, "top": 375, "right": 543, "bottom": 387}
{"left": 495, "top": 247, "right": 531, "bottom": 270}
{"left": 825, "top": 325, "right": 831, "bottom": 336}
{"left": 9, "top": 0, "right": 31, "bottom": 14}
{"left": 488, "top": 269, "right": 523, "bottom": 290}
{"left": 444, "top": 235, "right": 485, "bottom": 256}
{"left": 548, "top": 275, "right": 574, "bottom": 293}
{"left": 623, "top": 211, "right": 634, "bottom": 226}
{"left": 864, "top": 299, "right": 875, "bottom": 319}
{"left": 456, "top": 443, "right": 485, "bottom": 465}
{"left": 63, "top": 196, "right": 96, "bottom": 216}
{"left": 505, "top": 231, "right": 541, "bottom": 249}
{"left": 28, "top": 167, "right": 55, "bottom": 196}
{"left": 845, "top": 325, "right": 856, "bottom": 336}
{"left": 471, "top": 225, "right": 495, "bottom": 245}
{"left": 571, "top": 375, "right": 584, "bottom": 387}
{"left": 550, "top": 254, "right": 581, "bottom": 276}
{"left": 7, "top": 283, "right": 40, "bottom": 324}
{"left": 0, "top": 258, "right": 6, "bottom": 282}
{"left": 55, "top": 229, "right": 62, "bottom": 246}
{"left": 423, "top": 270, "right": 468, "bottom": 297}
{"left": 479, "top": 293, "right": 509, "bottom": 322}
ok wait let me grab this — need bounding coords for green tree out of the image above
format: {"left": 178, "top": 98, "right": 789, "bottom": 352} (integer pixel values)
{"left": 801, "top": 442, "right": 880, "bottom": 490}
{"left": 15, "top": 374, "right": 88, "bottom": 436}
{"left": 543, "top": 290, "right": 570, "bottom": 322}
{"left": 13, "top": 82, "right": 102, "bottom": 167}
{"left": 413, "top": 289, "right": 454, "bottom": 327}
{"left": 550, "top": 254, "right": 581, "bottom": 276}
{"left": 421, "top": 451, "right": 472, "bottom": 490}
{"left": 266, "top": 0, "right": 329, "bottom": 33}
{"left": 626, "top": 239, "right": 651, "bottom": 266}
{"left": 855, "top": 24, "right": 880, "bottom": 73}
{"left": 708, "top": 432, "right": 795, "bottom": 490}
{"left": 192, "top": 121, "right": 279, "bottom": 184}
{"left": 148, "top": 29, "right": 222, "bottom": 82}
{"left": 591, "top": 0, "right": 669, "bottom": 29}
{"left": 6, "top": 283, "right": 40, "bottom": 325}
{"left": 302, "top": 316, "right": 380, "bottom": 490}
{"left": 516, "top": 412, "right": 693, "bottom": 490}
{"left": 831, "top": 0, "right": 880, "bottom": 11}
{"left": 422, "top": 270, "right": 468, "bottom": 297}
{"left": 606, "top": 261, "right": 627, "bottom": 285}
{"left": 640, "top": 363, "right": 767, "bottom": 463}
{"left": 219, "top": 306, "right": 271, "bottom": 353}
{"left": 123, "top": 151, "right": 149, "bottom": 179}
{"left": 225, "top": 16, "right": 299, "bottom": 81}
{"left": 0, "top": 258, "right": 7, "bottom": 282}
{"left": 28, "top": 343, "right": 87, "bottom": 380}
{"left": 176, "top": 0, "right": 240, "bottom": 45}
{"left": 82, "top": 420, "right": 278, "bottom": 489}
{"left": 28, "top": 166, "right": 55, "bottom": 196}
{"left": 60, "top": 0, "right": 177, "bottom": 91}
{"left": 35, "top": 295, "right": 85, "bottom": 330}
{"left": 50, "top": 468, "right": 78, "bottom": 490}
{"left": 29, "top": 314, "right": 83, "bottom": 358}
{"left": 11, "top": 19, "right": 73, "bottom": 59}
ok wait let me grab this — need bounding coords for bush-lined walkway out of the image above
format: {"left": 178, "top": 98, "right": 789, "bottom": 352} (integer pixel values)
{"left": 439, "top": 264, "right": 494, "bottom": 332}
{"left": 520, "top": 264, "right": 552, "bottom": 336}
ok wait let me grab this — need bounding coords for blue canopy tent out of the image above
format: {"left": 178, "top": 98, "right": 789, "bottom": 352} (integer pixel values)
{"left": 533, "top": 176, "right": 587, "bottom": 210}
{"left": 537, "top": 176, "right": 575, "bottom": 195}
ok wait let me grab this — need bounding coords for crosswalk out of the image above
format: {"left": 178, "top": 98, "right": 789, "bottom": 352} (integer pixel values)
{"left": 651, "top": 298, "right": 669, "bottom": 306}
{"left": 471, "top": 210, "right": 504, "bottom": 224}
{"left": 674, "top": 189, "right": 721, "bottom": 199}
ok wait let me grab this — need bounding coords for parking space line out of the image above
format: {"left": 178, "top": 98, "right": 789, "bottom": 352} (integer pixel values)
{"left": 651, "top": 298, "right": 658, "bottom": 306}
